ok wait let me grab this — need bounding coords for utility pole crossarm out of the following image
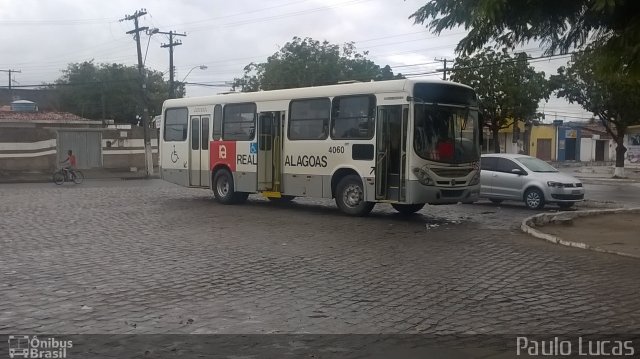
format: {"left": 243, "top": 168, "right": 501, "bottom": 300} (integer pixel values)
{"left": 435, "top": 58, "right": 452, "bottom": 81}
{"left": 157, "top": 30, "right": 187, "bottom": 99}
{"left": 1, "top": 69, "right": 21, "bottom": 92}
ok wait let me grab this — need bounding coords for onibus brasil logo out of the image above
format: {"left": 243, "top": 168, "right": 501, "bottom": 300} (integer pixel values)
{"left": 8, "top": 335, "right": 73, "bottom": 358}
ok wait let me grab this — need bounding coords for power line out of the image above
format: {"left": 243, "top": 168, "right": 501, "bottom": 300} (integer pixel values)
{"left": 399, "top": 52, "right": 578, "bottom": 77}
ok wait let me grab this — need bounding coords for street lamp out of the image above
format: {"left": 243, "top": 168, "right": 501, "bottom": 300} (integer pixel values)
{"left": 176, "top": 65, "right": 207, "bottom": 98}
{"left": 182, "top": 65, "right": 208, "bottom": 82}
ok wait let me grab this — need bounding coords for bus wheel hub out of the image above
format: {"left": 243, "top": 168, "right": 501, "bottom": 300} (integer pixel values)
{"left": 344, "top": 184, "right": 362, "bottom": 207}
{"left": 217, "top": 179, "right": 229, "bottom": 196}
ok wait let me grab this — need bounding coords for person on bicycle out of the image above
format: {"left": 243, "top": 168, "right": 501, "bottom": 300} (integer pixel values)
{"left": 60, "top": 150, "right": 77, "bottom": 175}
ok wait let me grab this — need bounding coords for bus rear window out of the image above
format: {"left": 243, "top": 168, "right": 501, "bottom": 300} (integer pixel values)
{"left": 164, "top": 108, "right": 188, "bottom": 141}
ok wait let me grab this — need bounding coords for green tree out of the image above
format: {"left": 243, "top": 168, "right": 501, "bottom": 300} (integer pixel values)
{"left": 451, "top": 48, "right": 550, "bottom": 153}
{"left": 551, "top": 47, "right": 640, "bottom": 176}
{"left": 409, "top": 0, "right": 640, "bottom": 76}
{"left": 54, "top": 61, "right": 177, "bottom": 124}
{"left": 232, "top": 36, "right": 403, "bottom": 92}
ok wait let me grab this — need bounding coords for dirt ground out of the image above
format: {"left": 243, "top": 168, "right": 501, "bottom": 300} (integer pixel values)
{"left": 541, "top": 213, "right": 640, "bottom": 258}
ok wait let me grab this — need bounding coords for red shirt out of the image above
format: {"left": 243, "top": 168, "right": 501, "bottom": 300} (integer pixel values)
{"left": 69, "top": 154, "right": 77, "bottom": 167}
{"left": 437, "top": 140, "right": 454, "bottom": 159}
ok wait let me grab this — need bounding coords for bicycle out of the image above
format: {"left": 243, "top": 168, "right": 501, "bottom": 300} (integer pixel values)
{"left": 53, "top": 167, "right": 84, "bottom": 185}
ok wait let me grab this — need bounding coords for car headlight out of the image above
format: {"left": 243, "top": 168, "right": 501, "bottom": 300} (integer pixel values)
{"left": 547, "top": 181, "right": 563, "bottom": 187}
{"left": 412, "top": 167, "right": 435, "bottom": 186}
{"left": 469, "top": 170, "right": 481, "bottom": 185}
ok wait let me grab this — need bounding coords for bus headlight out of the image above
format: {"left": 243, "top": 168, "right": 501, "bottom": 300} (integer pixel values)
{"left": 412, "top": 167, "right": 435, "bottom": 186}
{"left": 469, "top": 171, "right": 481, "bottom": 185}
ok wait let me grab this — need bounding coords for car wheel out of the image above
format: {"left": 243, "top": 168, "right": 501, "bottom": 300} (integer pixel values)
{"left": 391, "top": 203, "right": 425, "bottom": 215}
{"left": 489, "top": 198, "right": 503, "bottom": 204}
{"left": 524, "top": 188, "right": 545, "bottom": 210}
{"left": 335, "top": 175, "right": 375, "bottom": 216}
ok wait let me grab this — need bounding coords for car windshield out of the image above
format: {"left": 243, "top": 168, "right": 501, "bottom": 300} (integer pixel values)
{"left": 516, "top": 157, "right": 558, "bottom": 172}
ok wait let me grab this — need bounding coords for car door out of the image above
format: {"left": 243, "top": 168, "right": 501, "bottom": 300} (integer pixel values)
{"left": 479, "top": 156, "right": 498, "bottom": 197}
{"left": 491, "top": 158, "right": 526, "bottom": 200}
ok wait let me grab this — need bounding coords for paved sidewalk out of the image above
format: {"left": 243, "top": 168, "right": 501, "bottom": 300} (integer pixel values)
{"left": 558, "top": 165, "right": 640, "bottom": 183}
{"left": 0, "top": 168, "right": 159, "bottom": 183}
{"left": 522, "top": 208, "right": 640, "bottom": 259}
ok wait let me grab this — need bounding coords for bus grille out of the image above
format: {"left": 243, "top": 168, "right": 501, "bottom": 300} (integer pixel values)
{"left": 430, "top": 167, "right": 473, "bottom": 178}
{"left": 440, "top": 189, "right": 465, "bottom": 198}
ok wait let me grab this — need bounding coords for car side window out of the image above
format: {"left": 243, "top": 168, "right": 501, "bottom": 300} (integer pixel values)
{"left": 481, "top": 157, "right": 498, "bottom": 171}
{"left": 497, "top": 158, "right": 524, "bottom": 173}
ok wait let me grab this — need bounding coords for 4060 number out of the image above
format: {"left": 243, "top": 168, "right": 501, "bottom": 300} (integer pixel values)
{"left": 328, "top": 146, "right": 345, "bottom": 154}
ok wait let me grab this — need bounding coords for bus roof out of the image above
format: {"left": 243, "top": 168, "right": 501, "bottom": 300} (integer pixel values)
{"left": 163, "top": 78, "right": 473, "bottom": 108}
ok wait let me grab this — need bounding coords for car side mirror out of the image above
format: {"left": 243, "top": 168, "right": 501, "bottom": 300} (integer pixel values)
{"left": 511, "top": 168, "right": 526, "bottom": 176}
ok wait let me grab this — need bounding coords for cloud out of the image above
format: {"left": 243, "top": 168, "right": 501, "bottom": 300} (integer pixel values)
{"left": 0, "top": 0, "right": 590, "bottom": 118}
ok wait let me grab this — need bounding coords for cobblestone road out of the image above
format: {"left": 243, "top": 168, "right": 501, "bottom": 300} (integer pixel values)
{"left": 1, "top": 180, "right": 639, "bottom": 335}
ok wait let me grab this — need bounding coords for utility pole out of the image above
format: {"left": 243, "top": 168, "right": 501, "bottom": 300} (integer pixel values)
{"left": 157, "top": 30, "right": 186, "bottom": 99}
{"left": 1, "top": 69, "right": 21, "bottom": 100}
{"left": 435, "top": 58, "right": 452, "bottom": 80}
{"left": 121, "top": 9, "right": 153, "bottom": 177}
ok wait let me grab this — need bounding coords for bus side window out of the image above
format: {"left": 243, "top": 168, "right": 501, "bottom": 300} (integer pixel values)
{"left": 331, "top": 95, "right": 375, "bottom": 140}
{"left": 289, "top": 98, "right": 330, "bottom": 140}
{"left": 223, "top": 103, "right": 256, "bottom": 141}
{"left": 213, "top": 105, "right": 222, "bottom": 140}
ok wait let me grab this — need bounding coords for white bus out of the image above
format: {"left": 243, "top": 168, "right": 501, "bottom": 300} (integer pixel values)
{"left": 159, "top": 78, "right": 481, "bottom": 216}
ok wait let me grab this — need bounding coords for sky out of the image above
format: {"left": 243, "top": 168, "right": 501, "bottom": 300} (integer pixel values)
{"left": 0, "top": 0, "right": 592, "bottom": 122}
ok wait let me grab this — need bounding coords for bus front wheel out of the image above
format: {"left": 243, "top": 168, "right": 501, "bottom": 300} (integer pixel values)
{"left": 335, "top": 175, "right": 374, "bottom": 216}
{"left": 213, "top": 169, "right": 247, "bottom": 204}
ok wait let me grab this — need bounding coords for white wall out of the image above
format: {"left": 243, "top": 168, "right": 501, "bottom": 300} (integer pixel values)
{"left": 498, "top": 133, "right": 521, "bottom": 154}
{"left": 625, "top": 131, "right": 640, "bottom": 167}
{"left": 580, "top": 137, "right": 615, "bottom": 162}
{"left": 580, "top": 138, "right": 592, "bottom": 161}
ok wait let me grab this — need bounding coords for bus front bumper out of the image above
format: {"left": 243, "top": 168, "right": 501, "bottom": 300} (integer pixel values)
{"left": 407, "top": 180, "right": 480, "bottom": 205}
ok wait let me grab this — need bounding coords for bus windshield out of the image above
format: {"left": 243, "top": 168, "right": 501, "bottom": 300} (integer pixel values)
{"left": 413, "top": 104, "right": 479, "bottom": 164}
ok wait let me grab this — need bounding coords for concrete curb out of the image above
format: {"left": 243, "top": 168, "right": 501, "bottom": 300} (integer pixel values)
{"left": 574, "top": 199, "right": 626, "bottom": 209}
{"left": 521, "top": 207, "right": 640, "bottom": 259}
{"left": 576, "top": 177, "right": 640, "bottom": 185}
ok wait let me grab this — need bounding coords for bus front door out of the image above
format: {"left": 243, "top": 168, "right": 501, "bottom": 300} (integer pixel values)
{"left": 376, "top": 105, "right": 407, "bottom": 201}
{"left": 257, "top": 111, "right": 283, "bottom": 193}
{"left": 189, "top": 115, "right": 210, "bottom": 187}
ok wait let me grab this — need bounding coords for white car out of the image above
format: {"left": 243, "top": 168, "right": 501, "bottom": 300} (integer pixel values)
{"left": 480, "top": 153, "right": 585, "bottom": 210}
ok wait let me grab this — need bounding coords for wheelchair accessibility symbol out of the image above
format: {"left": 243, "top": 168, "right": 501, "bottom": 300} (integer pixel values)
{"left": 250, "top": 142, "right": 257, "bottom": 154}
{"left": 170, "top": 145, "right": 179, "bottom": 163}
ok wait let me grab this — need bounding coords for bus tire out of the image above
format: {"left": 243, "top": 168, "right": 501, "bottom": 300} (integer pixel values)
{"left": 233, "top": 192, "right": 249, "bottom": 204}
{"left": 213, "top": 169, "right": 240, "bottom": 204}
{"left": 335, "top": 175, "right": 375, "bottom": 216}
{"left": 391, "top": 203, "right": 425, "bottom": 215}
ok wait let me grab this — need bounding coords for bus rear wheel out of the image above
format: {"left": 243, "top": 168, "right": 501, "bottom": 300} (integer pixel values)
{"left": 391, "top": 203, "right": 425, "bottom": 215}
{"left": 335, "top": 175, "right": 374, "bottom": 216}
{"left": 213, "top": 169, "right": 248, "bottom": 204}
